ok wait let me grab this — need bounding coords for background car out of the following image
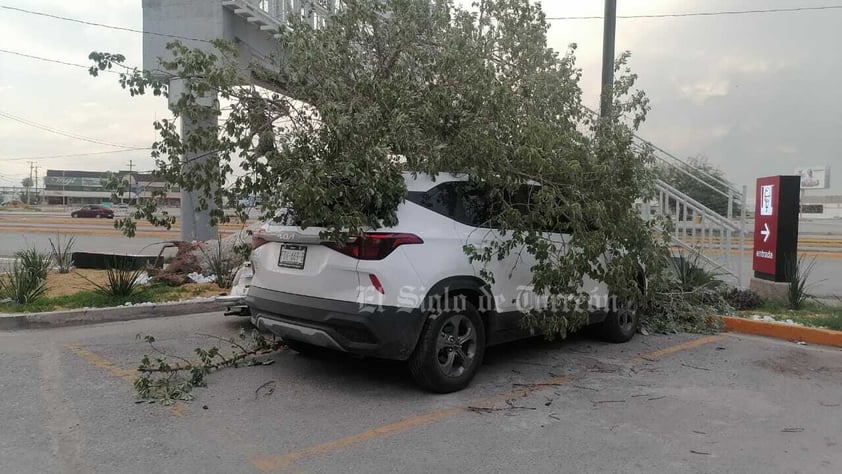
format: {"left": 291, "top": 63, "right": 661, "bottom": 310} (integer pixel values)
{"left": 1, "top": 200, "right": 26, "bottom": 208}
{"left": 70, "top": 204, "right": 114, "bottom": 219}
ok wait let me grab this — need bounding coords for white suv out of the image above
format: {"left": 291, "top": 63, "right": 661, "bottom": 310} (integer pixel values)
{"left": 246, "top": 173, "right": 641, "bottom": 393}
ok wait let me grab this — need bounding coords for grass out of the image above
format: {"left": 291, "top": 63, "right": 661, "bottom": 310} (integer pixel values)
{"left": 0, "top": 281, "right": 221, "bottom": 314}
{"left": 737, "top": 300, "right": 842, "bottom": 331}
{"left": 0, "top": 206, "right": 41, "bottom": 212}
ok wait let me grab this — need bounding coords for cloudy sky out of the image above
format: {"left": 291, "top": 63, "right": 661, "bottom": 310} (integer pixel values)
{"left": 0, "top": 0, "right": 839, "bottom": 196}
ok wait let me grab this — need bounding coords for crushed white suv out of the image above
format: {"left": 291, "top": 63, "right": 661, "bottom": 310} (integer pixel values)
{"left": 246, "top": 173, "right": 642, "bottom": 393}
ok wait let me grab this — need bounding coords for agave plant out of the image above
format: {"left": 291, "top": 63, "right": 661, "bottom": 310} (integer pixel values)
{"left": 88, "top": 259, "right": 144, "bottom": 301}
{"left": 48, "top": 233, "right": 76, "bottom": 274}
{"left": 15, "top": 247, "right": 52, "bottom": 280}
{"left": 785, "top": 255, "right": 817, "bottom": 310}
{"left": 0, "top": 261, "right": 48, "bottom": 304}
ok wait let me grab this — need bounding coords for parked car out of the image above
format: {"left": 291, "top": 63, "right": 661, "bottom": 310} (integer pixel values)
{"left": 70, "top": 204, "right": 114, "bottom": 219}
{"left": 246, "top": 173, "right": 644, "bottom": 393}
{"left": 215, "top": 263, "right": 253, "bottom": 319}
{"left": 1, "top": 200, "right": 25, "bottom": 208}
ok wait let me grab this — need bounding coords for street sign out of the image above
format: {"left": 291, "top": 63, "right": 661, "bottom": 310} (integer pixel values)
{"left": 753, "top": 176, "right": 800, "bottom": 282}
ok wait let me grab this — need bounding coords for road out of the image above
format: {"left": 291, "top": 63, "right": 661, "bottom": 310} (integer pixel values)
{"left": 1, "top": 313, "right": 841, "bottom": 473}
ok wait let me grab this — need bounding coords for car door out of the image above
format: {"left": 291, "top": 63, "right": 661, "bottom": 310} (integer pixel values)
{"left": 438, "top": 182, "right": 535, "bottom": 317}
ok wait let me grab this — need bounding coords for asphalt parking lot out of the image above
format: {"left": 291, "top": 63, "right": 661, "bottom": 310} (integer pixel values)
{"left": 2, "top": 313, "right": 842, "bottom": 473}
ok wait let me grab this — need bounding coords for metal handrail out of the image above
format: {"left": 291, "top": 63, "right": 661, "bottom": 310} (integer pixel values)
{"left": 655, "top": 180, "right": 740, "bottom": 231}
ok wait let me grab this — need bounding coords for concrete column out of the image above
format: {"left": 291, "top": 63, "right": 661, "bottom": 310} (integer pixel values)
{"left": 170, "top": 78, "right": 219, "bottom": 242}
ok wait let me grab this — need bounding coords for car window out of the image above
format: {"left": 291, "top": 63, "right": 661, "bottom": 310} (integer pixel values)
{"left": 407, "top": 181, "right": 501, "bottom": 228}
{"left": 408, "top": 182, "right": 574, "bottom": 232}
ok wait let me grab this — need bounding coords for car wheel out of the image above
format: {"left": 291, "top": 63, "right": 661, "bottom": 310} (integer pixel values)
{"left": 600, "top": 299, "right": 639, "bottom": 343}
{"left": 70, "top": 213, "right": 77, "bottom": 218}
{"left": 409, "top": 297, "right": 485, "bottom": 393}
{"left": 96, "top": 214, "right": 103, "bottom": 219}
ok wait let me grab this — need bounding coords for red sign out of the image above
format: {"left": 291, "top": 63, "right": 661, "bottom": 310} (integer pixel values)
{"left": 753, "top": 176, "right": 780, "bottom": 276}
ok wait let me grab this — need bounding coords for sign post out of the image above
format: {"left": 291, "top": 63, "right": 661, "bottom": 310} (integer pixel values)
{"left": 752, "top": 176, "right": 800, "bottom": 284}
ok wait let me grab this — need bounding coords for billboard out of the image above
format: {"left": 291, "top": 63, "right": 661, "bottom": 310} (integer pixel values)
{"left": 795, "top": 166, "right": 830, "bottom": 189}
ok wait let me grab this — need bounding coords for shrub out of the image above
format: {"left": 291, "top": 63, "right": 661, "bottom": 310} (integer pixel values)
{"left": 785, "top": 255, "right": 816, "bottom": 310}
{"left": 639, "top": 249, "right": 728, "bottom": 334}
{"left": 90, "top": 260, "right": 144, "bottom": 301}
{"left": 0, "top": 262, "right": 48, "bottom": 304}
{"left": 725, "top": 288, "right": 761, "bottom": 310}
{"left": 15, "top": 247, "right": 52, "bottom": 280}
{"left": 200, "top": 241, "right": 243, "bottom": 290}
{"left": 668, "top": 250, "right": 721, "bottom": 292}
{"left": 48, "top": 233, "right": 76, "bottom": 274}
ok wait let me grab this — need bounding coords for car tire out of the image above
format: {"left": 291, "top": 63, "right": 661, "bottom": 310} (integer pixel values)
{"left": 96, "top": 214, "right": 103, "bottom": 219}
{"left": 600, "top": 299, "right": 639, "bottom": 343}
{"left": 71, "top": 213, "right": 77, "bottom": 218}
{"left": 409, "top": 297, "right": 486, "bottom": 393}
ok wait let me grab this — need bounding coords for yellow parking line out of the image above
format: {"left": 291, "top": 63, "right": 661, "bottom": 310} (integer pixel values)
{"left": 252, "top": 376, "right": 572, "bottom": 472}
{"left": 68, "top": 344, "right": 188, "bottom": 417}
{"left": 67, "top": 344, "right": 137, "bottom": 383}
{"left": 252, "top": 334, "right": 730, "bottom": 472}
{"left": 632, "top": 334, "right": 730, "bottom": 364}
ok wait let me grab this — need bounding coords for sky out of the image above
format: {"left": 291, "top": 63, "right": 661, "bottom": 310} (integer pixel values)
{"left": 0, "top": 0, "right": 840, "bottom": 196}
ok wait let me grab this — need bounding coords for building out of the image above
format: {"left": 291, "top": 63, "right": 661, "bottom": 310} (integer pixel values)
{"left": 43, "top": 170, "right": 181, "bottom": 207}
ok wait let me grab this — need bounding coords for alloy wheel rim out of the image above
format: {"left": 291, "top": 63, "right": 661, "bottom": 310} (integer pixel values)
{"left": 435, "top": 313, "right": 477, "bottom": 378}
{"left": 616, "top": 300, "right": 637, "bottom": 332}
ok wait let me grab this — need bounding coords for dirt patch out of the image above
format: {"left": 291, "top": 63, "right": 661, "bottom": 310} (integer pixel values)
{"left": 44, "top": 270, "right": 226, "bottom": 299}
{"left": 46, "top": 270, "right": 111, "bottom": 297}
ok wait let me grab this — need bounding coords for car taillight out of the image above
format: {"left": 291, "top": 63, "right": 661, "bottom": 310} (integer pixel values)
{"left": 252, "top": 230, "right": 269, "bottom": 250}
{"left": 322, "top": 233, "right": 423, "bottom": 260}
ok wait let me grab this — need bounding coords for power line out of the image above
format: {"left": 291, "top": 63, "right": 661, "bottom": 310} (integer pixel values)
{"left": 0, "top": 47, "right": 119, "bottom": 74}
{"left": 1, "top": 148, "right": 151, "bottom": 162}
{"left": 0, "top": 110, "right": 148, "bottom": 149}
{"left": 547, "top": 4, "right": 842, "bottom": 20}
{"left": 0, "top": 4, "right": 212, "bottom": 43}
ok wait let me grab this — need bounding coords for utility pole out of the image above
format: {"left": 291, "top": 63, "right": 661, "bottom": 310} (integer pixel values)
{"left": 127, "top": 159, "right": 134, "bottom": 205}
{"left": 26, "top": 161, "right": 34, "bottom": 204}
{"left": 34, "top": 165, "right": 38, "bottom": 205}
{"left": 600, "top": 0, "right": 618, "bottom": 118}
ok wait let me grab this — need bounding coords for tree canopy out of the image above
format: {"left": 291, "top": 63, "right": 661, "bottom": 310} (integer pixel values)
{"left": 90, "top": 0, "right": 664, "bottom": 336}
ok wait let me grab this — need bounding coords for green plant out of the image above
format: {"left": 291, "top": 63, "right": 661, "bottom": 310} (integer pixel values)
{"left": 668, "top": 250, "right": 721, "bottom": 292}
{"left": 637, "top": 248, "right": 727, "bottom": 334}
{"left": 134, "top": 330, "right": 284, "bottom": 404}
{"left": 785, "top": 255, "right": 817, "bottom": 310}
{"left": 0, "top": 262, "right": 48, "bottom": 304}
{"left": 87, "top": 260, "right": 144, "bottom": 301}
{"left": 200, "top": 241, "right": 242, "bottom": 290}
{"left": 48, "top": 233, "right": 76, "bottom": 274}
{"left": 15, "top": 247, "right": 51, "bottom": 280}
{"left": 726, "top": 288, "right": 761, "bottom": 310}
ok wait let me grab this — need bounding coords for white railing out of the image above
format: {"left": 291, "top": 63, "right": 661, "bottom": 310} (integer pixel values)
{"left": 643, "top": 179, "right": 747, "bottom": 283}
{"left": 228, "top": 0, "right": 342, "bottom": 29}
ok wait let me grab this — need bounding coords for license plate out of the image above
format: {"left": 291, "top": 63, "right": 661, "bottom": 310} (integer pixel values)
{"left": 278, "top": 244, "right": 307, "bottom": 269}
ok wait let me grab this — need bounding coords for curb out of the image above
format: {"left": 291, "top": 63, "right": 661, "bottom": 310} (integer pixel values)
{"left": 0, "top": 299, "right": 220, "bottom": 331}
{"left": 722, "top": 316, "right": 842, "bottom": 348}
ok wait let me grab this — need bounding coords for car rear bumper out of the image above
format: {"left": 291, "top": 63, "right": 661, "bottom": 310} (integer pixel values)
{"left": 215, "top": 295, "right": 251, "bottom": 317}
{"left": 246, "top": 286, "right": 427, "bottom": 360}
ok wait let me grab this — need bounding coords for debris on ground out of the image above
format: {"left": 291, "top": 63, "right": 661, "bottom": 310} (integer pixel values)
{"left": 148, "top": 241, "right": 203, "bottom": 286}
